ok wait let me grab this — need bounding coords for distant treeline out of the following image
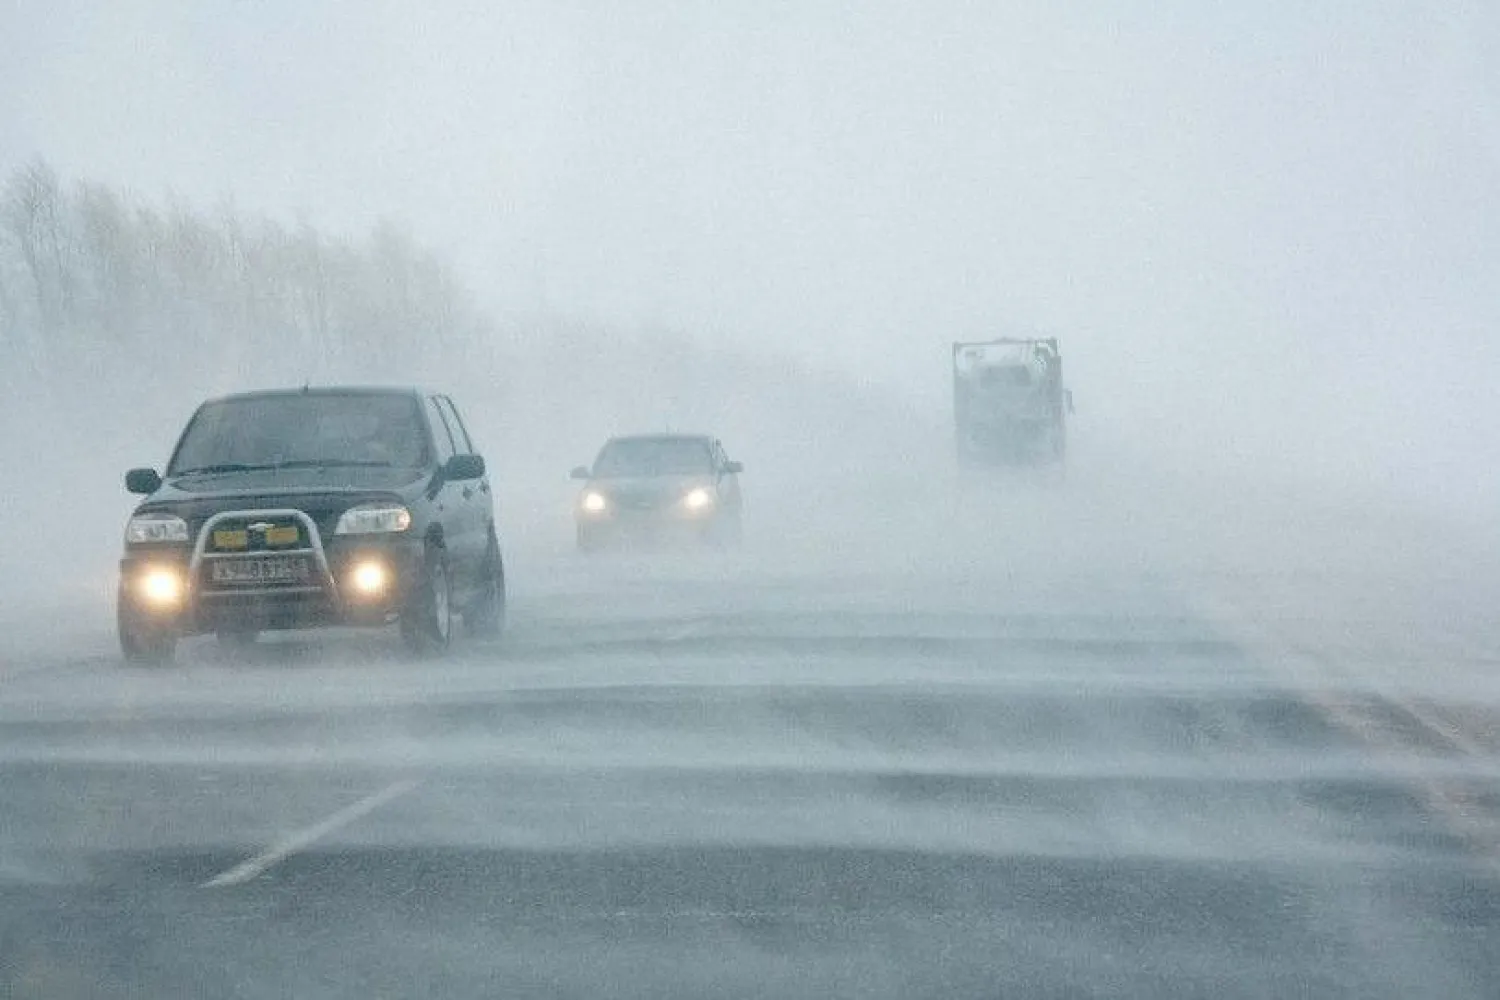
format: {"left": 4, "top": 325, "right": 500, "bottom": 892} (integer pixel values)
{"left": 0, "top": 160, "right": 496, "bottom": 400}
{"left": 0, "top": 160, "right": 935, "bottom": 489}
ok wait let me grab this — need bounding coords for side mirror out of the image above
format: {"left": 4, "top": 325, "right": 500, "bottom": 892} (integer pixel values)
{"left": 444, "top": 454, "right": 485, "bottom": 481}
{"left": 125, "top": 468, "right": 162, "bottom": 495}
{"left": 723, "top": 461, "right": 743, "bottom": 475}
{"left": 569, "top": 466, "right": 591, "bottom": 481}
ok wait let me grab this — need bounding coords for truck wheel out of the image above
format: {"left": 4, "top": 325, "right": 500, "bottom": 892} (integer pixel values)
{"left": 464, "top": 534, "right": 506, "bottom": 639}
{"left": 118, "top": 592, "right": 177, "bottom": 666}
{"left": 401, "top": 544, "right": 452, "bottom": 654}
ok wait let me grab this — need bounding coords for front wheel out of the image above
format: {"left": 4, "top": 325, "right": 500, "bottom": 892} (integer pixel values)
{"left": 577, "top": 525, "right": 606, "bottom": 555}
{"left": 708, "top": 510, "right": 743, "bottom": 549}
{"left": 118, "top": 593, "right": 177, "bottom": 666}
{"left": 400, "top": 545, "right": 453, "bottom": 655}
{"left": 464, "top": 534, "right": 506, "bottom": 639}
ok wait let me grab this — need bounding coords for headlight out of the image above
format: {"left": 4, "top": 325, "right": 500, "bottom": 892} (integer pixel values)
{"left": 334, "top": 504, "right": 412, "bottom": 535}
{"left": 125, "top": 513, "right": 189, "bottom": 544}
{"left": 347, "top": 559, "right": 389, "bottom": 597}
{"left": 137, "top": 566, "right": 184, "bottom": 607}
{"left": 682, "top": 487, "right": 714, "bottom": 511}
{"left": 580, "top": 491, "right": 609, "bottom": 514}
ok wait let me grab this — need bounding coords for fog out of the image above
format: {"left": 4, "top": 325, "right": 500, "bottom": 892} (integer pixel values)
{"left": 2, "top": 8, "right": 1500, "bottom": 996}
{"left": 3, "top": 1, "right": 1498, "bottom": 533}
{"left": 0, "top": 2, "right": 1494, "bottom": 628}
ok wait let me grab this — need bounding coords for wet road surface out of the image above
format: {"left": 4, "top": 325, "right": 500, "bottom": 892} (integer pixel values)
{"left": 3, "top": 481, "right": 1499, "bottom": 998}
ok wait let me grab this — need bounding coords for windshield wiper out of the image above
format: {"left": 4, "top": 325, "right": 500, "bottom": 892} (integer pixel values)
{"left": 172, "top": 462, "right": 279, "bottom": 476}
{"left": 272, "top": 459, "right": 396, "bottom": 469}
{"left": 173, "top": 459, "right": 395, "bottom": 476}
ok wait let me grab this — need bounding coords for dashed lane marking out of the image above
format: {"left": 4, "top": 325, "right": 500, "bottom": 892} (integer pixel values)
{"left": 200, "top": 779, "right": 420, "bottom": 888}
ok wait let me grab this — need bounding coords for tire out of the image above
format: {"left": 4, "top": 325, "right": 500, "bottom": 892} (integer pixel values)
{"left": 708, "top": 510, "right": 743, "bottom": 549}
{"left": 400, "top": 544, "right": 453, "bottom": 655}
{"left": 118, "top": 593, "right": 177, "bottom": 666}
{"left": 464, "top": 533, "right": 506, "bottom": 639}
{"left": 577, "top": 525, "right": 604, "bottom": 554}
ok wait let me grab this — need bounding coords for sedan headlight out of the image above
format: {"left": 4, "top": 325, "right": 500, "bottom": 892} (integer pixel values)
{"left": 125, "top": 513, "right": 189, "bottom": 544}
{"left": 580, "top": 491, "right": 609, "bottom": 514}
{"left": 682, "top": 487, "right": 714, "bottom": 511}
{"left": 334, "top": 503, "right": 412, "bottom": 535}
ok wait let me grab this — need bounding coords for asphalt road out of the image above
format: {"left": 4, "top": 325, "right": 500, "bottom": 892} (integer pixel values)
{"left": 2, "top": 472, "right": 1498, "bottom": 999}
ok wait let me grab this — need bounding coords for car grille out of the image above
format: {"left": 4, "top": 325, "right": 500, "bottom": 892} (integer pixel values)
{"left": 203, "top": 514, "right": 308, "bottom": 553}
{"left": 194, "top": 508, "right": 329, "bottom": 595}
{"left": 615, "top": 490, "right": 672, "bottom": 512}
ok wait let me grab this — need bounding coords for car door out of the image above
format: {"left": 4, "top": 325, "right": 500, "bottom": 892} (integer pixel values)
{"left": 423, "top": 396, "right": 470, "bottom": 582}
{"left": 434, "top": 395, "right": 487, "bottom": 594}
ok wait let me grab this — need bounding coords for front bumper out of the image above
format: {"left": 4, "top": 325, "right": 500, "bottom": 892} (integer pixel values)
{"left": 119, "top": 522, "right": 424, "bottom": 635}
{"left": 576, "top": 507, "right": 722, "bottom": 547}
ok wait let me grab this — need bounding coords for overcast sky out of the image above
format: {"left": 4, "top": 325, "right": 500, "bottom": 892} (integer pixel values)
{"left": 3, "top": 1, "right": 1498, "bottom": 483}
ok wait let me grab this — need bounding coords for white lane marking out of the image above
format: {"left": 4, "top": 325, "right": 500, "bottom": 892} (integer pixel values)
{"left": 200, "top": 778, "right": 420, "bottom": 889}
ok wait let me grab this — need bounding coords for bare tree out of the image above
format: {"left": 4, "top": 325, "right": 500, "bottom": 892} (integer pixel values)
{"left": 2, "top": 161, "right": 67, "bottom": 349}
{"left": 0, "top": 162, "right": 507, "bottom": 407}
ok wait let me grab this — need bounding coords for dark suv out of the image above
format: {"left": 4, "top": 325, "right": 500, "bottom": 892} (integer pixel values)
{"left": 117, "top": 387, "right": 505, "bottom": 663}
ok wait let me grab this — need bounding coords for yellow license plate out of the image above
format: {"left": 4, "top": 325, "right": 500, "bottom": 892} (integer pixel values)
{"left": 213, "top": 529, "right": 248, "bottom": 550}
{"left": 264, "top": 525, "right": 300, "bottom": 546}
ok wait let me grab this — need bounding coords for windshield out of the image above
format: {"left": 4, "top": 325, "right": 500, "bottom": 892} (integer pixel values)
{"left": 168, "top": 394, "right": 429, "bottom": 475}
{"left": 592, "top": 438, "right": 713, "bottom": 477}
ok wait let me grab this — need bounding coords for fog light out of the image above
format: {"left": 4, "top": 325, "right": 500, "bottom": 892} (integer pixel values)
{"left": 138, "top": 567, "right": 183, "bottom": 607}
{"left": 349, "top": 560, "right": 388, "bottom": 597}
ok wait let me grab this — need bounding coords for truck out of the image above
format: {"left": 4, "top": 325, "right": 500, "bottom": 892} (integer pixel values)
{"left": 952, "top": 337, "right": 1072, "bottom": 468}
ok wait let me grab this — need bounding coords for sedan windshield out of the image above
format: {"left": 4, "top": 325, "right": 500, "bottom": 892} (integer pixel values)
{"left": 593, "top": 438, "right": 713, "bottom": 477}
{"left": 168, "top": 394, "right": 429, "bottom": 475}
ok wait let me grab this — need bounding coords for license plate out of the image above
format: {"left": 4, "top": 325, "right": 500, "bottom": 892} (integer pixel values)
{"left": 210, "top": 557, "right": 310, "bottom": 584}
{"left": 213, "top": 529, "right": 248, "bottom": 550}
{"left": 264, "top": 525, "right": 300, "bottom": 546}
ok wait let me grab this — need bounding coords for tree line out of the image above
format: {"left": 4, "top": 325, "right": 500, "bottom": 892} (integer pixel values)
{"left": 0, "top": 160, "right": 498, "bottom": 405}
{"left": 0, "top": 160, "right": 930, "bottom": 485}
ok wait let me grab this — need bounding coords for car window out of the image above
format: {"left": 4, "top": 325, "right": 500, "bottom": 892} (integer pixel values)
{"left": 437, "top": 397, "right": 474, "bottom": 454}
{"left": 168, "top": 393, "right": 429, "bottom": 473}
{"left": 426, "top": 397, "right": 456, "bottom": 463}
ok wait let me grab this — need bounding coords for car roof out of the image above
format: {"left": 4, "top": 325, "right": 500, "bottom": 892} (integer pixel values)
{"left": 201, "top": 385, "right": 429, "bottom": 406}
